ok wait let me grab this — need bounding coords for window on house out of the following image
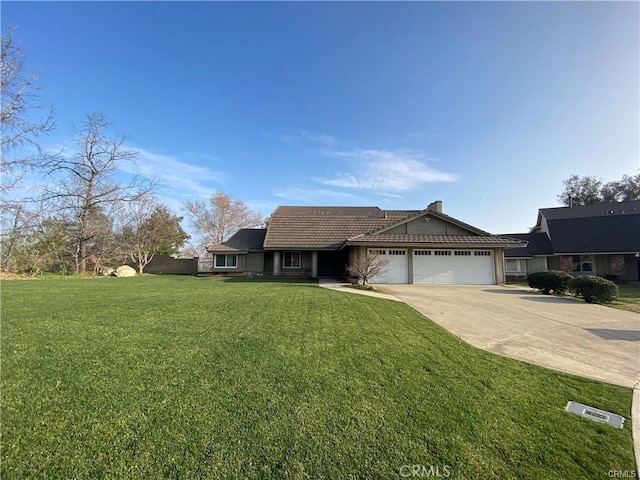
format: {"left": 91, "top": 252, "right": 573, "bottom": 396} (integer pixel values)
{"left": 389, "top": 250, "right": 406, "bottom": 255}
{"left": 454, "top": 251, "right": 471, "bottom": 256}
{"left": 474, "top": 251, "right": 491, "bottom": 256}
{"left": 505, "top": 259, "right": 520, "bottom": 272}
{"left": 283, "top": 251, "right": 301, "bottom": 268}
{"left": 215, "top": 254, "right": 237, "bottom": 268}
{"left": 414, "top": 250, "right": 431, "bottom": 256}
{"left": 369, "top": 249, "right": 386, "bottom": 255}
{"left": 572, "top": 255, "right": 593, "bottom": 272}
{"left": 434, "top": 250, "right": 451, "bottom": 256}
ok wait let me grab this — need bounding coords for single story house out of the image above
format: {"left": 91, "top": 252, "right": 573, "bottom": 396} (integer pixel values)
{"left": 207, "top": 201, "right": 526, "bottom": 285}
{"left": 504, "top": 200, "right": 640, "bottom": 282}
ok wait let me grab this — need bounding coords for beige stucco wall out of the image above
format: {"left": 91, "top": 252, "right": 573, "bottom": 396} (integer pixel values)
{"left": 494, "top": 248, "right": 505, "bottom": 284}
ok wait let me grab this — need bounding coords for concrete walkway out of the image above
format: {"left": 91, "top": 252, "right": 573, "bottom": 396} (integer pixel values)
{"left": 318, "top": 279, "right": 403, "bottom": 302}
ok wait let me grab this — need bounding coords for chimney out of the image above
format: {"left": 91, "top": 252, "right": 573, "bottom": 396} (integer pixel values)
{"left": 427, "top": 200, "right": 443, "bottom": 213}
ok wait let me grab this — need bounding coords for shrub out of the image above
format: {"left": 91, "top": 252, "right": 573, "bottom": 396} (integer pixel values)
{"left": 527, "top": 270, "right": 573, "bottom": 295}
{"left": 571, "top": 276, "right": 618, "bottom": 304}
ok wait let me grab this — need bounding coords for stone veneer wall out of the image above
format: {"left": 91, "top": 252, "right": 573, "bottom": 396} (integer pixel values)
{"left": 559, "top": 256, "right": 573, "bottom": 273}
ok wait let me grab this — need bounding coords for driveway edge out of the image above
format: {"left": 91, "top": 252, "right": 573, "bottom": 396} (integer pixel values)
{"left": 633, "top": 383, "right": 640, "bottom": 472}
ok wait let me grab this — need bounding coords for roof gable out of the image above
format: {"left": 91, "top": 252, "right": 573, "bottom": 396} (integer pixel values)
{"left": 546, "top": 215, "right": 640, "bottom": 253}
{"left": 372, "top": 210, "right": 489, "bottom": 237}
{"left": 522, "top": 200, "right": 640, "bottom": 254}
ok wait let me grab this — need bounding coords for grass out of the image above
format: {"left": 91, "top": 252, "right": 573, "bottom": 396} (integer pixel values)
{"left": 1, "top": 276, "right": 636, "bottom": 479}
{"left": 610, "top": 283, "right": 640, "bottom": 314}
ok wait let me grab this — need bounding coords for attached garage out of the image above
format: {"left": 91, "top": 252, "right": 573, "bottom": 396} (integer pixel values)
{"left": 413, "top": 249, "right": 495, "bottom": 285}
{"left": 369, "top": 248, "right": 496, "bottom": 285}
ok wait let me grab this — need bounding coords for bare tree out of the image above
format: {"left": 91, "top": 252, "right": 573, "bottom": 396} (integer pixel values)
{"left": 1, "top": 28, "right": 55, "bottom": 271}
{"left": 1, "top": 27, "right": 55, "bottom": 197}
{"left": 185, "top": 192, "right": 263, "bottom": 250}
{"left": 347, "top": 250, "right": 390, "bottom": 286}
{"left": 118, "top": 197, "right": 188, "bottom": 274}
{"left": 42, "top": 112, "right": 154, "bottom": 273}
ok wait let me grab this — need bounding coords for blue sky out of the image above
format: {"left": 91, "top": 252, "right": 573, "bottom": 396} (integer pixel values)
{"left": 3, "top": 1, "right": 638, "bottom": 235}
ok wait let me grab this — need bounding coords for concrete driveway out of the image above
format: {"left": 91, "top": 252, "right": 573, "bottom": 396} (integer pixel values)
{"left": 382, "top": 285, "right": 640, "bottom": 388}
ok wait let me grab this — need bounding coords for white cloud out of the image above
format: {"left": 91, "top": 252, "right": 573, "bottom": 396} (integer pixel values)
{"left": 122, "top": 147, "right": 227, "bottom": 201}
{"left": 318, "top": 149, "right": 457, "bottom": 191}
{"left": 273, "top": 186, "right": 365, "bottom": 204}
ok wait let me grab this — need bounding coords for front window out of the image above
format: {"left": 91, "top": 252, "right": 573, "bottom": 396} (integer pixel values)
{"left": 215, "top": 254, "right": 237, "bottom": 268}
{"left": 572, "top": 255, "right": 593, "bottom": 272}
{"left": 283, "top": 251, "right": 301, "bottom": 268}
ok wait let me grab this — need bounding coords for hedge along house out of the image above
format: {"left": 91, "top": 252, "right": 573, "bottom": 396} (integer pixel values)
{"left": 503, "top": 200, "right": 640, "bottom": 282}
{"left": 207, "top": 201, "right": 526, "bottom": 285}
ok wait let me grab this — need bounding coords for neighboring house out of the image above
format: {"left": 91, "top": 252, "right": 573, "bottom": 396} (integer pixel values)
{"left": 207, "top": 201, "right": 526, "bottom": 285}
{"left": 504, "top": 200, "right": 640, "bottom": 282}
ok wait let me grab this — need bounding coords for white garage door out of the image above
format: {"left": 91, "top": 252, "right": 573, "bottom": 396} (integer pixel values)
{"left": 413, "top": 250, "right": 495, "bottom": 285}
{"left": 369, "top": 249, "right": 408, "bottom": 284}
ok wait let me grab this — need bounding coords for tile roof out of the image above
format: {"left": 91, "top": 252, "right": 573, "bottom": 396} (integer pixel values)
{"left": 212, "top": 205, "right": 528, "bottom": 252}
{"left": 263, "top": 206, "right": 418, "bottom": 249}
{"left": 207, "top": 228, "right": 266, "bottom": 253}
{"left": 347, "top": 234, "right": 527, "bottom": 247}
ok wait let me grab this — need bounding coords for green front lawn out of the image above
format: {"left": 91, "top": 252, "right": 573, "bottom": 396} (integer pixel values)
{"left": 611, "top": 283, "right": 640, "bottom": 314}
{"left": 1, "top": 276, "right": 636, "bottom": 479}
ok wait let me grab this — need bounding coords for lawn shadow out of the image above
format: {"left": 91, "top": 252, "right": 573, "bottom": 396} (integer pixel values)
{"left": 483, "top": 288, "right": 532, "bottom": 295}
{"left": 586, "top": 328, "right": 640, "bottom": 342}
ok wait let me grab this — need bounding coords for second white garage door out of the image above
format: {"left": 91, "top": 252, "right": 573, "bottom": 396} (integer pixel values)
{"left": 413, "top": 250, "right": 495, "bottom": 285}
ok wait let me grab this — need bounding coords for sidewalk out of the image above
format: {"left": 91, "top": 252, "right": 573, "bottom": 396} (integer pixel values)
{"left": 317, "top": 279, "right": 403, "bottom": 302}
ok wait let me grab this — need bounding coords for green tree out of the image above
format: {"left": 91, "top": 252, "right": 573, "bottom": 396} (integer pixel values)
{"left": 14, "top": 217, "right": 73, "bottom": 275}
{"left": 601, "top": 173, "right": 640, "bottom": 202}
{"left": 558, "top": 173, "right": 640, "bottom": 206}
{"left": 557, "top": 175, "right": 602, "bottom": 206}
{"left": 120, "top": 198, "right": 188, "bottom": 274}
